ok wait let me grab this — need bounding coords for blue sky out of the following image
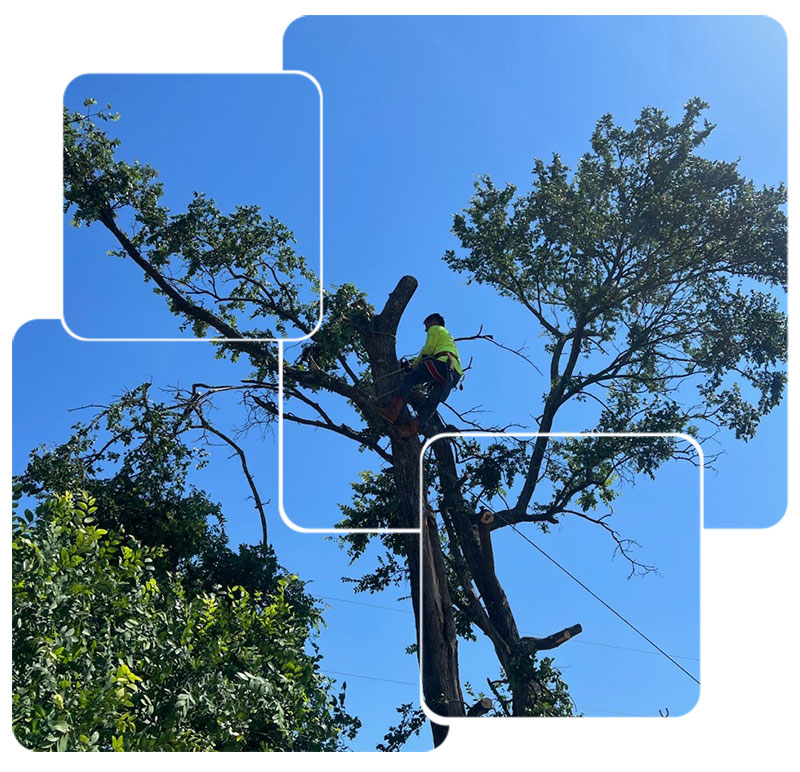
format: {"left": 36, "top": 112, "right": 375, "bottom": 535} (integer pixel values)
{"left": 63, "top": 74, "right": 320, "bottom": 339}
{"left": 13, "top": 15, "right": 786, "bottom": 752}
{"left": 282, "top": 14, "right": 786, "bottom": 530}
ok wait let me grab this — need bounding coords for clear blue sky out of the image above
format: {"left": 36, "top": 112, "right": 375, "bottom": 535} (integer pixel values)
{"left": 63, "top": 74, "right": 320, "bottom": 339}
{"left": 14, "top": 15, "right": 785, "bottom": 752}
{"left": 282, "top": 14, "right": 786, "bottom": 530}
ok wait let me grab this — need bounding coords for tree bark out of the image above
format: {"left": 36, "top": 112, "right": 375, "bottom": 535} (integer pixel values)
{"left": 362, "top": 277, "right": 465, "bottom": 745}
{"left": 428, "top": 434, "right": 544, "bottom": 715}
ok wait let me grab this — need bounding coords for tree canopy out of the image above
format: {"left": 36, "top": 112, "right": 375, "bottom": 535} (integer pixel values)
{"left": 12, "top": 490, "right": 360, "bottom": 751}
{"left": 52, "top": 96, "right": 787, "bottom": 746}
{"left": 446, "top": 98, "right": 785, "bottom": 451}
{"left": 15, "top": 382, "right": 310, "bottom": 610}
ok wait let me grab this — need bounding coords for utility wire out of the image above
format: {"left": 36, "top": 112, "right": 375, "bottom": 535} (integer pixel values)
{"left": 574, "top": 706, "right": 637, "bottom": 717}
{"left": 320, "top": 595, "right": 413, "bottom": 615}
{"left": 523, "top": 632, "right": 698, "bottom": 662}
{"left": 320, "top": 596, "right": 699, "bottom": 661}
{"left": 493, "top": 510, "right": 700, "bottom": 686}
{"left": 320, "top": 669, "right": 645, "bottom": 718}
{"left": 317, "top": 603, "right": 662, "bottom": 716}
{"left": 319, "top": 667, "right": 659, "bottom": 718}
{"left": 571, "top": 638, "right": 699, "bottom": 663}
{"left": 320, "top": 669, "right": 418, "bottom": 687}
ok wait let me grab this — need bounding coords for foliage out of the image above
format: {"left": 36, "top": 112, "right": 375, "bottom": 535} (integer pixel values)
{"left": 468, "top": 661, "right": 576, "bottom": 718}
{"left": 336, "top": 468, "right": 410, "bottom": 593}
{"left": 376, "top": 703, "right": 428, "bottom": 752}
{"left": 12, "top": 491, "right": 360, "bottom": 751}
{"left": 18, "top": 383, "right": 218, "bottom": 563}
{"left": 446, "top": 98, "right": 786, "bottom": 443}
{"left": 64, "top": 99, "right": 317, "bottom": 339}
{"left": 58, "top": 95, "right": 787, "bottom": 743}
{"left": 14, "top": 383, "right": 314, "bottom": 611}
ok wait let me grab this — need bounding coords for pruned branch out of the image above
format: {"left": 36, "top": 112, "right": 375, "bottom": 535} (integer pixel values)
{"left": 486, "top": 679, "right": 511, "bottom": 717}
{"left": 466, "top": 697, "right": 493, "bottom": 717}
{"left": 521, "top": 624, "right": 583, "bottom": 652}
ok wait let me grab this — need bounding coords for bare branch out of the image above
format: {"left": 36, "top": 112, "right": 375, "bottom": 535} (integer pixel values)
{"left": 562, "top": 508, "right": 658, "bottom": 578}
{"left": 455, "top": 325, "right": 544, "bottom": 376}
{"left": 190, "top": 404, "right": 269, "bottom": 548}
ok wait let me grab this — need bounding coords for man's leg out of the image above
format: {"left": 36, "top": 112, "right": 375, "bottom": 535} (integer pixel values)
{"left": 399, "top": 360, "right": 450, "bottom": 433}
{"left": 417, "top": 365, "right": 459, "bottom": 426}
{"left": 378, "top": 365, "right": 432, "bottom": 423}
{"left": 397, "top": 366, "right": 430, "bottom": 400}
{"left": 417, "top": 381, "right": 446, "bottom": 427}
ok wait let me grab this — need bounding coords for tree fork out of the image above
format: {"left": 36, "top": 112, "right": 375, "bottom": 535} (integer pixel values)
{"left": 428, "top": 434, "right": 573, "bottom": 715}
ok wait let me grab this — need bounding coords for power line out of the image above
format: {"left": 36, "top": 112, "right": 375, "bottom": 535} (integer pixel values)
{"left": 320, "top": 595, "right": 699, "bottom": 663}
{"left": 320, "top": 669, "right": 651, "bottom": 718}
{"left": 320, "top": 595, "right": 413, "bottom": 615}
{"left": 571, "top": 638, "right": 698, "bottom": 662}
{"left": 493, "top": 510, "right": 700, "bottom": 686}
{"left": 320, "top": 669, "right": 648, "bottom": 718}
{"left": 523, "top": 634, "right": 699, "bottom": 663}
{"left": 320, "top": 669, "right": 418, "bottom": 687}
{"left": 574, "top": 706, "right": 637, "bottom": 717}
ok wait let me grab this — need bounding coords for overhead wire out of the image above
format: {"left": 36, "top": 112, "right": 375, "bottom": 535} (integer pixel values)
{"left": 321, "top": 665, "right": 655, "bottom": 717}
{"left": 321, "top": 595, "right": 699, "bottom": 663}
{"left": 573, "top": 706, "right": 638, "bottom": 717}
{"left": 569, "top": 638, "right": 698, "bottom": 662}
{"left": 319, "top": 596, "right": 699, "bottom": 664}
{"left": 491, "top": 509, "right": 700, "bottom": 686}
{"left": 317, "top": 591, "right": 698, "bottom": 719}
{"left": 319, "top": 595, "right": 414, "bottom": 615}
{"left": 320, "top": 669, "right": 418, "bottom": 688}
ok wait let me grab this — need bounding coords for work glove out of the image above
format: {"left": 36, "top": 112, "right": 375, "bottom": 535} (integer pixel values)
{"left": 400, "top": 357, "right": 412, "bottom": 372}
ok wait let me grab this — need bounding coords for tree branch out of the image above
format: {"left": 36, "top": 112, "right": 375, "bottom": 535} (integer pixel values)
{"left": 99, "top": 210, "right": 273, "bottom": 361}
{"left": 521, "top": 624, "right": 583, "bottom": 653}
{"left": 190, "top": 405, "right": 269, "bottom": 548}
{"left": 455, "top": 325, "right": 544, "bottom": 376}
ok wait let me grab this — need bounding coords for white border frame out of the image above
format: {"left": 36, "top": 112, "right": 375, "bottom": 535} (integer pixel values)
{"left": 277, "top": 339, "right": 422, "bottom": 534}
{"left": 415, "top": 430, "right": 704, "bottom": 723}
{"left": 61, "top": 71, "right": 325, "bottom": 345}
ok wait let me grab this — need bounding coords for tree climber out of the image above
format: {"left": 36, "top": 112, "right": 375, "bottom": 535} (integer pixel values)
{"left": 378, "top": 313, "right": 463, "bottom": 438}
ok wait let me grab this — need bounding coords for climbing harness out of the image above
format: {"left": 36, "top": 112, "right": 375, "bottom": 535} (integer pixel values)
{"left": 430, "top": 350, "right": 461, "bottom": 372}
{"left": 423, "top": 358, "right": 448, "bottom": 386}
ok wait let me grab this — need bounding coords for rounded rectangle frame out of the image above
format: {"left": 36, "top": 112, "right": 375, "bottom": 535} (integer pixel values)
{"left": 416, "top": 430, "right": 703, "bottom": 723}
{"left": 62, "top": 71, "right": 324, "bottom": 344}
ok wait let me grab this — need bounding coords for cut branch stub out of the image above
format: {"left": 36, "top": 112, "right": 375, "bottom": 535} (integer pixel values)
{"left": 466, "top": 697, "right": 493, "bottom": 717}
{"left": 521, "top": 623, "right": 583, "bottom": 653}
{"left": 375, "top": 275, "right": 418, "bottom": 333}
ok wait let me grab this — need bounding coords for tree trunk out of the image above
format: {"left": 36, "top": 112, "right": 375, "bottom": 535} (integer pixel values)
{"left": 429, "top": 433, "right": 543, "bottom": 715}
{"left": 363, "top": 277, "right": 465, "bottom": 745}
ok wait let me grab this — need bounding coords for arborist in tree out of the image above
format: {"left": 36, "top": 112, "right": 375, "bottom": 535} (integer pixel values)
{"left": 378, "top": 313, "right": 463, "bottom": 438}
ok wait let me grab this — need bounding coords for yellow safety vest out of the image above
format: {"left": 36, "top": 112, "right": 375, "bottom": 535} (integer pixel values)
{"left": 412, "top": 325, "right": 463, "bottom": 377}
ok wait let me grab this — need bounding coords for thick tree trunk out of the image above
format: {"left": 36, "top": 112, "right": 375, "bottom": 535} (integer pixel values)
{"left": 361, "top": 276, "right": 578, "bottom": 727}
{"left": 363, "top": 277, "right": 464, "bottom": 745}
{"left": 428, "top": 434, "right": 542, "bottom": 715}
